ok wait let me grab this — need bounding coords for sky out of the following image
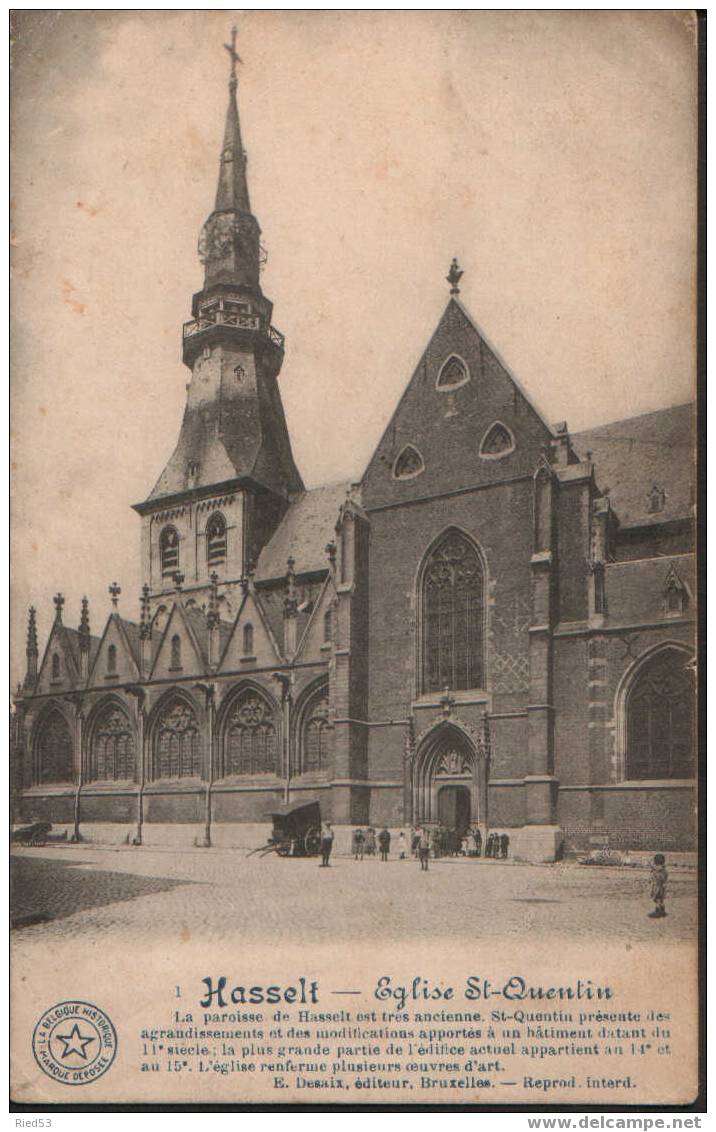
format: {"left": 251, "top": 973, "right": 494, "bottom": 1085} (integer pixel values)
{"left": 10, "top": 10, "right": 697, "bottom": 687}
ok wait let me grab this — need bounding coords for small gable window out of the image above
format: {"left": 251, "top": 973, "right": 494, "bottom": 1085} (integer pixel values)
{"left": 243, "top": 623, "right": 254, "bottom": 656}
{"left": 107, "top": 644, "right": 117, "bottom": 674}
{"left": 170, "top": 634, "right": 182, "bottom": 671}
{"left": 393, "top": 444, "right": 425, "bottom": 481}
{"left": 480, "top": 421, "right": 515, "bottom": 460}
{"left": 51, "top": 653, "right": 61, "bottom": 681}
{"left": 160, "top": 526, "right": 180, "bottom": 577}
{"left": 436, "top": 354, "right": 470, "bottom": 391}
{"left": 648, "top": 485, "right": 666, "bottom": 514}
{"left": 206, "top": 512, "right": 227, "bottom": 567}
{"left": 323, "top": 609, "right": 332, "bottom": 644}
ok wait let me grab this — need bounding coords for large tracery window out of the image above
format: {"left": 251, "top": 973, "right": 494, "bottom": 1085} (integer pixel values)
{"left": 223, "top": 690, "right": 278, "bottom": 776}
{"left": 422, "top": 531, "right": 485, "bottom": 693}
{"left": 153, "top": 697, "right": 201, "bottom": 779}
{"left": 89, "top": 703, "right": 135, "bottom": 781}
{"left": 626, "top": 648, "right": 694, "bottom": 780}
{"left": 34, "top": 708, "right": 74, "bottom": 785}
{"left": 300, "top": 685, "right": 332, "bottom": 773}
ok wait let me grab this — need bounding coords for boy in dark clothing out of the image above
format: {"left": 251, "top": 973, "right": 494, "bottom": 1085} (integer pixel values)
{"left": 649, "top": 854, "right": 668, "bottom": 917}
{"left": 378, "top": 827, "right": 391, "bottom": 861}
{"left": 354, "top": 828, "right": 365, "bottom": 861}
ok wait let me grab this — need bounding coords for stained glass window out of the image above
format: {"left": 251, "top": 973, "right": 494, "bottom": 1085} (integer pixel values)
{"left": 301, "top": 686, "right": 331, "bottom": 773}
{"left": 89, "top": 704, "right": 135, "bottom": 781}
{"left": 154, "top": 698, "right": 201, "bottom": 779}
{"left": 626, "top": 649, "right": 694, "bottom": 779}
{"left": 35, "top": 708, "right": 73, "bottom": 784}
{"left": 224, "top": 691, "right": 277, "bottom": 776}
{"left": 422, "top": 532, "right": 485, "bottom": 693}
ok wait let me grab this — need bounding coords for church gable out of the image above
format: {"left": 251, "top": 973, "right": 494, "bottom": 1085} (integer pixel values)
{"left": 361, "top": 298, "right": 554, "bottom": 509}
{"left": 295, "top": 577, "right": 335, "bottom": 663}
{"left": 150, "top": 602, "right": 207, "bottom": 680}
{"left": 219, "top": 589, "right": 283, "bottom": 672}
{"left": 35, "top": 623, "right": 80, "bottom": 694}
{"left": 88, "top": 616, "right": 141, "bottom": 687}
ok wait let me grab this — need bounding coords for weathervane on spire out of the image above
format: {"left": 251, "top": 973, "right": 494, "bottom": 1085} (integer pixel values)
{"left": 224, "top": 25, "right": 241, "bottom": 89}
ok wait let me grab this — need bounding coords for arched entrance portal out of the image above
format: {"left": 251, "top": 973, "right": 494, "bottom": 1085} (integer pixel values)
{"left": 412, "top": 723, "right": 487, "bottom": 831}
{"left": 438, "top": 784, "right": 472, "bottom": 835}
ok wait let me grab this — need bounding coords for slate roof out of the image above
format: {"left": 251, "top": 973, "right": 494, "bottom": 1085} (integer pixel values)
{"left": 256, "top": 481, "right": 354, "bottom": 581}
{"left": 572, "top": 403, "right": 695, "bottom": 529}
{"left": 117, "top": 617, "right": 142, "bottom": 670}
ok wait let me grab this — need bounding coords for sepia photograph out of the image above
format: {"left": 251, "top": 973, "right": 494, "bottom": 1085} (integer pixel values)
{"left": 10, "top": 10, "right": 701, "bottom": 1109}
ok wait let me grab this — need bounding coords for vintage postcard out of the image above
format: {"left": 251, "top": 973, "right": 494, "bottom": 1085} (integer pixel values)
{"left": 10, "top": 10, "right": 701, "bottom": 1108}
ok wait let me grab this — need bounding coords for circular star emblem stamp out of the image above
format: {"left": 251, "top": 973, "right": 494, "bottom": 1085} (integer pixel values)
{"left": 32, "top": 1001, "right": 117, "bottom": 1086}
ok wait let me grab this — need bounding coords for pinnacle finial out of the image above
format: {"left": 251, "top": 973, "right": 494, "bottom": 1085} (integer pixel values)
{"left": 447, "top": 257, "right": 463, "bottom": 295}
{"left": 140, "top": 584, "right": 151, "bottom": 640}
{"left": 79, "top": 596, "right": 90, "bottom": 649}
{"left": 26, "top": 606, "right": 38, "bottom": 656}
{"left": 53, "top": 593, "right": 65, "bottom": 622}
{"left": 224, "top": 25, "right": 241, "bottom": 91}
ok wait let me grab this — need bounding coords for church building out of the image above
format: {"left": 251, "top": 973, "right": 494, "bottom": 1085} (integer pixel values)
{"left": 12, "top": 42, "right": 696, "bottom": 860}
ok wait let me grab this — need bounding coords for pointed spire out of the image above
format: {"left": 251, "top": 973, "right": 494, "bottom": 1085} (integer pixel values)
{"left": 78, "top": 596, "right": 90, "bottom": 652}
{"left": 26, "top": 607, "right": 38, "bottom": 658}
{"left": 215, "top": 26, "right": 251, "bottom": 215}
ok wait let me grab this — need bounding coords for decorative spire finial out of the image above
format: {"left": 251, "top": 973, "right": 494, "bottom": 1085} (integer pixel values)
{"left": 224, "top": 25, "right": 241, "bottom": 92}
{"left": 284, "top": 557, "right": 298, "bottom": 617}
{"left": 78, "top": 596, "right": 90, "bottom": 650}
{"left": 53, "top": 593, "right": 65, "bottom": 622}
{"left": 26, "top": 607, "right": 38, "bottom": 657}
{"left": 109, "top": 582, "right": 121, "bottom": 610}
{"left": 207, "top": 571, "right": 220, "bottom": 630}
{"left": 139, "top": 584, "right": 151, "bottom": 640}
{"left": 446, "top": 257, "right": 463, "bottom": 295}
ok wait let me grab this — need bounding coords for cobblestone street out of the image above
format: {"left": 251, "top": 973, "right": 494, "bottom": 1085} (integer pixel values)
{"left": 11, "top": 845, "right": 697, "bottom": 947}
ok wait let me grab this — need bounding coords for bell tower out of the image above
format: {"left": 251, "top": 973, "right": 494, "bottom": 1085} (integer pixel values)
{"left": 134, "top": 29, "right": 304, "bottom": 617}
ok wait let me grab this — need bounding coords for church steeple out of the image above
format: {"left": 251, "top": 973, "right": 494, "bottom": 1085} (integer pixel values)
{"left": 134, "top": 30, "right": 303, "bottom": 608}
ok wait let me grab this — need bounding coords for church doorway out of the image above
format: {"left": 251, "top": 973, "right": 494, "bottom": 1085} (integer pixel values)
{"left": 438, "top": 784, "right": 471, "bottom": 835}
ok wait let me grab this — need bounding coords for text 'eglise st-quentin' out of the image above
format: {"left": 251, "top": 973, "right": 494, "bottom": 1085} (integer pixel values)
{"left": 199, "top": 975, "right": 614, "bottom": 1010}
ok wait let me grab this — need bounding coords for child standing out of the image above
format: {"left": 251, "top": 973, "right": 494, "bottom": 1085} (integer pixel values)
{"left": 649, "top": 853, "right": 668, "bottom": 917}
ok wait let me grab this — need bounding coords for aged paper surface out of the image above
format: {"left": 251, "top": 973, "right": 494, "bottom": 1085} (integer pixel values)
{"left": 10, "top": 11, "right": 699, "bottom": 1107}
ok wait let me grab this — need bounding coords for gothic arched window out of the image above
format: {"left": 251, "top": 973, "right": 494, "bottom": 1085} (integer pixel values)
{"left": 243, "top": 623, "right": 254, "bottom": 655}
{"left": 51, "top": 653, "right": 61, "bottom": 680}
{"left": 89, "top": 703, "right": 135, "bottom": 781}
{"left": 206, "top": 512, "right": 227, "bottom": 567}
{"left": 223, "top": 690, "right": 278, "bottom": 776}
{"left": 300, "top": 684, "right": 332, "bottom": 773}
{"left": 170, "top": 634, "right": 182, "bottom": 670}
{"left": 107, "top": 644, "right": 117, "bottom": 674}
{"left": 323, "top": 609, "right": 332, "bottom": 644}
{"left": 35, "top": 708, "right": 73, "bottom": 785}
{"left": 153, "top": 697, "right": 201, "bottom": 779}
{"left": 160, "top": 526, "right": 180, "bottom": 577}
{"left": 436, "top": 354, "right": 470, "bottom": 391}
{"left": 393, "top": 444, "right": 425, "bottom": 480}
{"left": 626, "top": 648, "right": 694, "bottom": 780}
{"left": 422, "top": 531, "right": 485, "bottom": 693}
{"left": 480, "top": 421, "right": 515, "bottom": 459}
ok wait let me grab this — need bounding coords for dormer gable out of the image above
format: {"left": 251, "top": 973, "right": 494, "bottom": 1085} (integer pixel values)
{"left": 150, "top": 601, "right": 207, "bottom": 680}
{"left": 219, "top": 587, "right": 283, "bottom": 672}
{"left": 88, "top": 615, "right": 141, "bottom": 688}
{"left": 295, "top": 575, "right": 336, "bottom": 663}
{"left": 36, "top": 622, "right": 81, "bottom": 695}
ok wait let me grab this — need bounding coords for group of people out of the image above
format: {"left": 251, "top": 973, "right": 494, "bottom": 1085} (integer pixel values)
{"left": 320, "top": 822, "right": 512, "bottom": 869}
{"left": 352, "top": 827, "right": 405, "bottom": 861}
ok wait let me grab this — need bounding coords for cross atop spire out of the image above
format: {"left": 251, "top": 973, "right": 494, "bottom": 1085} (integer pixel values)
{"left": 53, "top": 593, "right": 65, "bottom": 622}
{"left": 447, "top": 257, "right": 463, "bottom": 295}
{"left": 224, "top": 25, "right": 241, "bottom": 91}
{"left": 109, "top": 582, "right": 121, "bottom": 609}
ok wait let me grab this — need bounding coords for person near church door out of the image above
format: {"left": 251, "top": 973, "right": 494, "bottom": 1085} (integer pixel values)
{"left": 378, "top": 827, "right": 391, "bottom": 861}
{"left": 319, "top": 821, "right": 334, "bottom": 867}
{"left": 354, "top": 828, "right": 365, "bottom": 860}
{"left": 417, "top": 827, "right": 430, "bottom": 871}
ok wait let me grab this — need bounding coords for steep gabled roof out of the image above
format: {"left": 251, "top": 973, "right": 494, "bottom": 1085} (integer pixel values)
{"left": 572, "top": 403, "right": 695, "bottom": 528}
{"left": 255, "top": 481, "right": 352, "bottom": 581}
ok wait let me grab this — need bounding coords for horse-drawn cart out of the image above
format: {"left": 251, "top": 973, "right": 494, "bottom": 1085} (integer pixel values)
{"left": 249, "top": 800, "right": 321, "bottom": 858}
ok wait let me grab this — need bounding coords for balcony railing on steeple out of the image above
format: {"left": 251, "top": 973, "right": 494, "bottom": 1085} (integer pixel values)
{"left": 182, "top": 305, "right": 284, "bottom": 349}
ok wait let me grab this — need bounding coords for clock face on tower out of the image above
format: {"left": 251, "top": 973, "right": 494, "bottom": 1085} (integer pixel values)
{"left": 198, "top": 213, "right": 257, "bottom": 266}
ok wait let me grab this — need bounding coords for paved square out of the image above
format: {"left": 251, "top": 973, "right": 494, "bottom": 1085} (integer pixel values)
{"left": 11, "top": 845, "right": 697, "bottom": 947}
